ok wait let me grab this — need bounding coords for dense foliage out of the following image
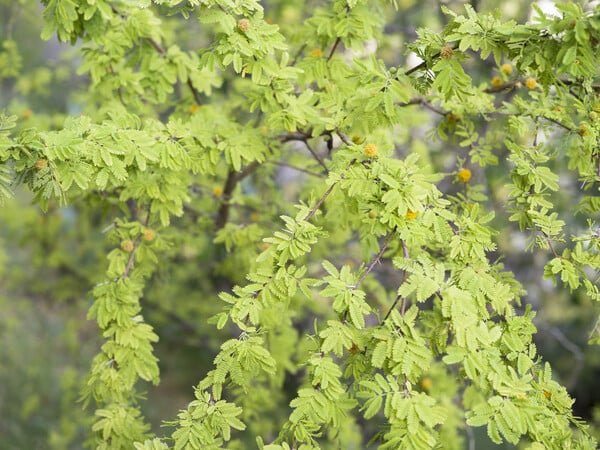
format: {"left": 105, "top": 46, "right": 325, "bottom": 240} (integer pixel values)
{"left": 1, "top": 0, "right": 600, "bottom": 449}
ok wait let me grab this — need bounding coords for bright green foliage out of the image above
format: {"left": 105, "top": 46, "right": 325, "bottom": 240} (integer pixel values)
{"left": 2, "top": 0, "right": 600, "bottom": 449}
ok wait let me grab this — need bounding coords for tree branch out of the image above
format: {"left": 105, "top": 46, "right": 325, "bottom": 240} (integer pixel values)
{"left": 383, "top": 239, "right": 409, "bottom": 321}
{"left": 327, "top": 37, "right": 342, "bottom": 62}
{"left": 214, "top": 163, "right": 260, "bottom": 230}
{"left": 354, "top": 230, "right": 396, "bottom": 289}
{"left": 305, "top": 183, "right": 337, "bottom": 222}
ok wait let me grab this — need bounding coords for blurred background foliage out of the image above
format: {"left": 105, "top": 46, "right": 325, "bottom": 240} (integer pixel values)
{"left": 1, "top": 0, "right": 599, "bottom": 449}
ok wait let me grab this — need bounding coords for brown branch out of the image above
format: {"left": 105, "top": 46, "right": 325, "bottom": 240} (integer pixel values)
{"left": 215, "top": 170, "right": 237, "bottom": 230}
{"left": 404, "top": 59, "right": 429, "bottom": 76}
{"left": 483, "top": 79, "right": 521, "bottom": 94}
{"left": 396, "top": 97, "right": 446, "bottom": 116}
{"left": 305, "top": 183, "right": 337, "bottom": 222}
{"left": 147, "top": 36, "right": 166, "bottom": 54}
{"left": 327, "top": 37, "right": 342, "bottom": 62}
{"left": 541, "top": 231, "right": 560, "bottom": 258}
{"left": 215, "top": 163, "right": 260, "bottom": 230}
{"left": 279, "top": 131, "right": 312, "bottom": 143}
{"left": 146, "top": 36, "right": 203, "bottom": 105}
{"left": 266, "top": 160, "right": 324, "bottom": 177}
{"left": 540, "top": 115, "right": 574, "bottom": 132}
{"left": 187, "top": 79, "right": 203, "bottom": 105}
{"left": 278, "top": 131, "right": 329, "bottom": 172}
{"left": 354, "top": 230, "right": 396, "bottom": 289}
{"left": 382, "top": 239, "right": 409, "bottom": 322}
{"left": 122, "top": 204, "right": 152, "bottom": 278}
{"left": 336, "top": 131, "right": 352, "bottom": 146}
{"left": 123, "top": 236, "right": 142, "bottom": 278}
{"left": 302, "top": 140, "right": 328, "bottom": 173}
{"left": 290, "top": 43, "right": 307, "bottom": 66}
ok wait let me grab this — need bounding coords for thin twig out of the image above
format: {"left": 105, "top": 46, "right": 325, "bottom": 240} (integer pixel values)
{"left": 327, "top": 37, "right": 342, "bottom": 62}
{"left": 147, "top": 36, "right": 203, "bottom": 105}
{"left": 336, "top": 130, "right": 352, "bottom": 146}
{"left": 383, "top": 239, "right": 409, "bottom": 322}
{"left": 538, "top": 323, "right": 584, "bottom": 390}
{"left": 123, "top": 206, "right": 152, "bottom": 278}
{"left": 483, "top": 79, "right": 520, "bottom": 94}
{"left": 421, "top": 100, "right": 447, "bottom": 116}
{"left": 266, "top": 160, "right": 324, "bottom": 177}
{"left": 541, "top": 231, "right": 559, "bottom": 258}
{"left": 305, "top": 183, "right": 337, "bottom": 221}
{"left": 290, "top": 43, "right": 307, "bottom": 66}
{"left": 540, "top": 115, "right": 574, "bottom": 132}
{"left": 302, "top": 140, "right": 329, "bottom": 173}
{"left": 215, "top": 170, "right": 237, "bottom": 230}
{"left": 354, "top": 231, "right": 396, "bottom": 289}
{"left": 404, "top": 59, "right": 429, "bottom": 76}
{"left": 187, "top": 79, "right": 203, "bottom": 105}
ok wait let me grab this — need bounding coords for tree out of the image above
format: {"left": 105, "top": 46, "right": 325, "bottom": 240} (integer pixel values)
{"left": 1, "top": 0, "right": 600, "bottom": 448}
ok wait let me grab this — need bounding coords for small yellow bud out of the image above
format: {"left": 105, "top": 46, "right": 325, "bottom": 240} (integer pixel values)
{"left": 458, "top": 168, "right": 472, "bottom": 183}
{"left": 491, "top": 76, "right": 503, "bottom": 87}
{"left": 213, "top": 186, "right": 223, "bottom": 197}
{"left": 143, "top": 229, "right": 155, "bottom": 241}
{"left": 22, "top": 109, "right": 33, "bottom": 119}
{"left": 309, "top": 48, "right": 323, "bottom": 58}
{"left": 35, "top": 159, "right": 47, "bottom": 171}
{"left": 440, "top": 45, "right": 454, "bottom": 60}
{"left": 364, "top": 143, "right": 378, "bottom": 158}
{"left": 237, "top": 18, "right": 250, "bottom": 32}
{"left": 578, "top": 124, "right": 589, "bottom": 137}
{"left": 543, "top": 390, "right": 552, "bottom": 400}
{"left": 405, "top": 210, "right": 418, "bottom": 220}
{"left": 446, "top": 112, "right": 460, "bottom": 123}
{"left": 250, "top": 212, "right": 259, "bottom": 222}
{"left": 421, "top": 377, "right": 432, "bottom": 391}
{"left": 525, "top": 78, "right": 537, "bottom": 90}
{"left": 189, "top": 104, "right": 200, "bottom": 114}
{"left": 121, "top": 240, "right": 134, "bottom": 252}
{"left": 352, "top": 135, "right": 365, "bottom": 145}
{"left": 500, "top": 63, "right": 513, "bottom": 75}
{"left": 368, "top": 210, "right": 378, "bottom": 219}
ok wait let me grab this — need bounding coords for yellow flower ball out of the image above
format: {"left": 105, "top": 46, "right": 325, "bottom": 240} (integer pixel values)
{"left": 421, "top": 377, "right": 432, "bottom": 391}
{"left": 405, "top": 210, "right": 418, "bottom": 220}
{"left": 458, "top": 168, "right": 472, "bottom": 183}
{"left": 121, "top": 240, "right": 134, "bottom": 253}
{"left": 35, "top": 159, "right": 47, "bottom": 171}
{"left": 213, "top": 186, "right": 224, "bottom": 197}
{"left": 309, "top": 48, "right": 323, "bottom": 58}
{"left": 525, "top": 78, "right": 537, "bottom": 90}
{"left": 440, "top": 45, "right": 454, "bottom": 60}
{"left": 500, "top": 63, "right": 513, "bottom": 75}
{"left": 578, "top": 124, "right": 589, "bottom": 137}
{"left": 237, "top": 18, "right": 250, "bottom": 32}
{"left": 491, "top": 76, "right": 503, "bottom": 87}
{"left": 143, "top": 229, "right": 155, "bottom": 241}
{"left": 364, "top": 143, "right": 378, "bottom": 158}
{"left": 352, "top": 135, "right": 365, "bottom": 145}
